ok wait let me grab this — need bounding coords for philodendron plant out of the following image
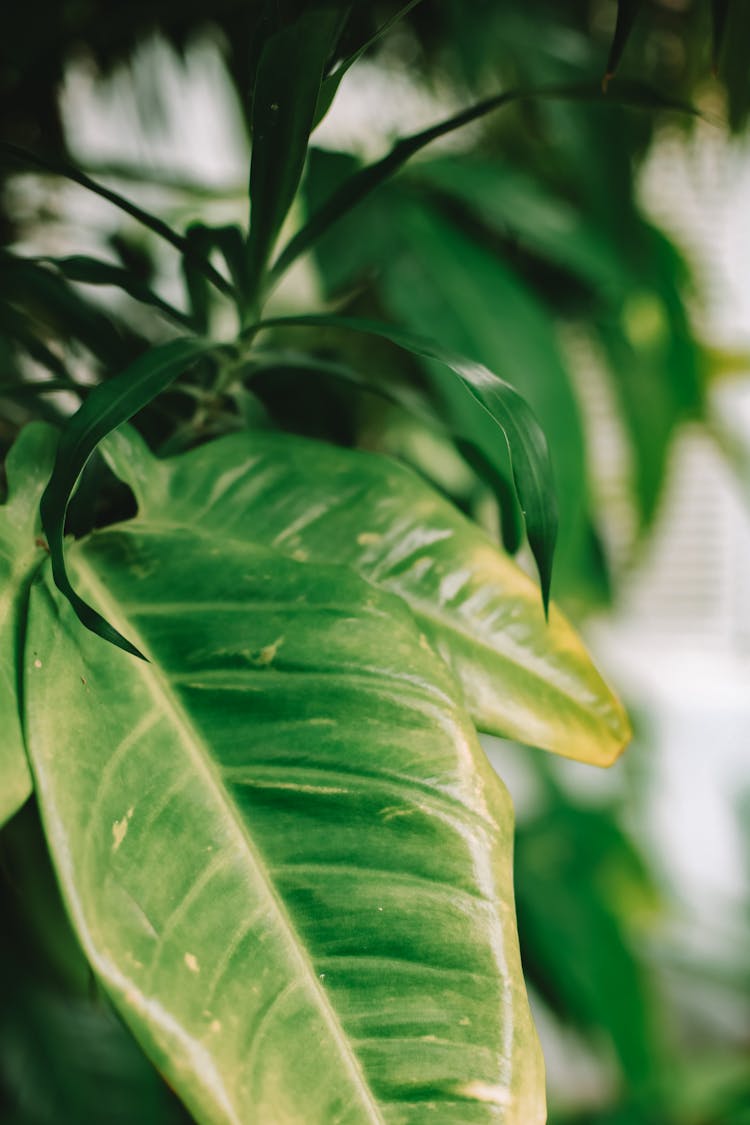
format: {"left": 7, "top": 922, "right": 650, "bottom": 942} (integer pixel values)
{"left": 1, "top": 5, "right": 634, "bottom": 1122}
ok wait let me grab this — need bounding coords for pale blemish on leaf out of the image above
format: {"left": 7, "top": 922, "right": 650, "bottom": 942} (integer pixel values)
{"left": 379, "top": 805, "right": 415, "bottom": 822}
{"left": 184, "top": 952, "right": 200, "bottom": 973}
{"left": 112, "top": 806, "right": 134, "bottom": 851}
{"left": 210, "top": 1019, "right": 222, "bottom": 1033}
{"left": 356, "top": 532, "right": 382, "bottom": 546}
{"left": 33, "top": 658, "right": 42, "bottom": 669}
{"left": 252, "top": 636, "right": 284, "bottom": 666}
{"left": 450, "top": 1081, "right": 511, "bottom": 1106}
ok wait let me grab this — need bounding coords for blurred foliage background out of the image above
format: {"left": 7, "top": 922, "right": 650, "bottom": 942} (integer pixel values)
{"left": 1, "top": 1, "right": 749, "bottom": 1122}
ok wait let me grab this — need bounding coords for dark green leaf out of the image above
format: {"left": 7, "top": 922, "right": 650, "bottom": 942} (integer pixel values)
{"left": 270, "top": 80, "right": 698, "bottom": 288}
{"left": 712, "top": 0, "right": 730, "bottom": 73}
{"left": 0, "top": 424, "right": 58, "bottom": 828}
{"left": 412, "top": 157, "right": 627, "bottom": 295}
{"left": 604, "top": 1, "right": 642, "bottom": 89}
{"left": 2, "top": 252, "right": 128, "bottom": 370}
{"left": 312, "top": 0, "right": 425, "bottom": 129}
{"left": 254, "top": 314, "right": 558, "bottom": 610}
{"left": 246, "top": 9, "right": 343, "bottom": 303}
{"left": 39, "top": 338, "right": 214, "bottom": 658}
{"left": 515, "top": 791, "right": 660, "bottom": 1090}
{"left": 41, "top": 255, "right": 193, "bottom": 329}
{"left": 0, "top": 144, "right": 235, "bottom": 301}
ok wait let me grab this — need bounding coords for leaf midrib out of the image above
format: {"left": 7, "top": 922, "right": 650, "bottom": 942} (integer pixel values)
{"left": 74, "top": 548, "right": 386, "bottom": 1125}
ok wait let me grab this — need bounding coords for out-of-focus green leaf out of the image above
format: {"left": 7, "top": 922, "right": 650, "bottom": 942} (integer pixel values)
{"left": 38, "top": 255, "right": 193, "bottom": 329}
{"left": 604, "top": 2, "right": 642, "bottom": 88}
{"left": 312, "top": 0, "right": 424, "bottom": 128}
{"left": 39, "top": 338, "right": 213, "bottom": 658}
{"left": 0, "top": 806, "right": 192, "bottom": 1125}
{"left": 102, "top": 425, "right": 629, "bottom": 764}
{"left": 246, "top": 9, "right": 343, "bottom": 302}
{"left": 254, "top": 312, "right": 558, "bottom": 612}
{"left": 411, "top": 157, "right": 627, "bottom": 296}
{"left": 595, "top": 228, "right": 703, "bottom": 529}
{"left": 715, "top": 0, "right": 750, "bottom": 130}
{"left": 1, "top": 253, "right": 128, "bottom": 370}
{"left": 0, "top": 424, "right": 57, "bottom": 828}
{"left": 0, "top": 145, "right": 234, "bottom": 300}
{"left": 515, "top": 792, "right": 659, "bottom": 1092}
{"left": 26, "top": 526, "right": 545, "bottom": 1122}
{"left": 271, "top": 79, "right": 698, "bottom": 289}
{"left": 712, "top": 0, "right": 730, "bottom": 73}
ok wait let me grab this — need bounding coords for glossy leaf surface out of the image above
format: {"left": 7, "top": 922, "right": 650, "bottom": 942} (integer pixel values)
{"left": 26, "top": 526, "right": 545, "bottom": 1124}
{"left": 256, "top": 313, "right": 558, "bottom": 613}
{"left": 0, "top": 424, "right": 57, "bottom": 827}
{"left": 103, "top": 427, "right": 629, "bottom": 764}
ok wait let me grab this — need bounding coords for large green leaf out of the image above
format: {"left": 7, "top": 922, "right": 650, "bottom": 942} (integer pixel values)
{"left": 26, "top": 524, "right": 545, "bottom": 1123}
{"left": 102, "top": 426, "right": 629, "bottom": 765}
{"left": 0, "top": 424, "right": 58, "bottom": 828}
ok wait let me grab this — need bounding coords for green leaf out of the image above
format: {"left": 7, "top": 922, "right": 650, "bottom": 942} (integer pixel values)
{"left": 603, "top": 1, "right": 642, "bottom": 89}
{"left": 0, "top": 424, "right": 58, "bottom": 827}
{"left": 102, "top": 427, "right": 629, "bottom": 764}
{"left": 26, "top": 524, "right": 546, "bottom": 1123}
{"left": 39, "top": 338, "right": 214, "bottom": 658}
{"left": 411, "top": 157, "right": 627, "bottom": 295}
{"left": 312, "top": 0, "right": 425, "bottom": 129}
{"left": 246, "top": 9, "right": 343, "bottom": 301}
{"left": 515, "top": 791, "right": 659, "bottom": 1091}
{"left": 254, "top": 314, "right": 558, "bottom": 614}
{"left": 0, "top": 144, "right": 235, "bottom": 301}
{"left": 711, "top": 0, "right": 730, "bottom": 73}
{"left": 270, "top": 79, "right": 697, "bottom": 289}
{"left": 40, "top": 255, "right": 194, "bottom": 329}
{"left": 1, "top": 251, "right": 129, "bottom": 371}
{"left": 0, "top": 803, "right": 192, "bottom": 1124}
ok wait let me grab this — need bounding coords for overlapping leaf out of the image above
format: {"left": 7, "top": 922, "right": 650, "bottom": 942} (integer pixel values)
{"left": 0, "top": 424, "right": 58, "bottom": 827}
{"left": 39, "top": 338, "right": 214, "bottom": 657}
{"left": 254, "top": 313, "right": 559, "bottom": 613}
{"left": 102, "top": 426, "right": 629, "bottom": 765}
{"left": 26, "top": 521, "right": 545, "bottom": 1124}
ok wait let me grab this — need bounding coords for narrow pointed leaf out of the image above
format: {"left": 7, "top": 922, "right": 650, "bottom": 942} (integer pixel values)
{"left": 40, "top": 255, "right": 193, "bottom": 329}
{"left": 254, "top": 314, "right": 558, "bottom": 612}
{"left": 102, "top": 427, "right": 629, "bottom": 764}
{"left": 0, "top": 143, "right": 234, "bottom": 300}
{"left": 711, "top": 0, "right": 730, "bottom": 73}
{"left": 603, "top": 1, "right": 642, "bottom": 89}
{"left": 246, "top": 9, "right": 342, "bottom": 296}
{"left": 312, "top": 0, "right": 424, "bottom": 129}
{"left": 39, "top": 337, "right": 213, "bottom": 657}
{"left": 26, "top": 525, "right": 545, "bottom": 1123}
{"left": 0, "top": 423, "right": 58, "bottom": 826}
